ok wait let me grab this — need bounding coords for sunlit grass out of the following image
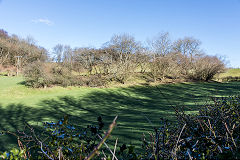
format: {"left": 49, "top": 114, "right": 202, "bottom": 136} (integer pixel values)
{"left": 0, "top": 76, "right": 240, "bottom": 151}
{"left": 218, "top": 68, "right": 240, "bottom": 78}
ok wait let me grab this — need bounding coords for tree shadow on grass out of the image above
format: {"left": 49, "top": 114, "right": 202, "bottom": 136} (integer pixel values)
{"left": 0, "top": 82, "right": 239, "bottom": 152}
{"left": 78, "top": 82, "right": 240, "bottom": 147}
{"left": 0, "top": 104, "right": 45, "bottom": 151}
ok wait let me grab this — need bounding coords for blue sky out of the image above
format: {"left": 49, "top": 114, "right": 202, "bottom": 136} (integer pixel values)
{"left": 0, "top": 0, "right": 239, "bottom": 67}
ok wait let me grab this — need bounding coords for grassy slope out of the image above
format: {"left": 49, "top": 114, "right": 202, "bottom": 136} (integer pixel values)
{"left": 0, "top": 76, "right": 240, "bottom": 152}
{"left": 0, "top": 76, "right": 96, "bottom": 107}
{"left": 218, "top": 68, "right": 240, "bottom": 78}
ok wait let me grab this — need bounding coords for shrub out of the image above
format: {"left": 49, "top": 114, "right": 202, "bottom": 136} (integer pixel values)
{"left": 23, "top": 62, "right": 53, "bottom": 88}
{"left": 221, "top": 76, "right": 240, "bottom": 82}
{"left": 83, "top": 75, "right": 108, "bottom": 87}
{"left": 149, "top": 56, "right": 172, "bottom": 81}
{"left": 23, "top": 62, "right": 108, "bottom": 88}
{"left": 0, "top": 116, "right": 114, "bottom": 159}
{"left": 24, "top": 62, "right": 82, "bottom": 88}
{"left": 148, "top": 53, "right": 225, "bottom": 82}
{"left": 50, "top": 66, "right": 75, "bottom": 87}
{"left": 142, "top": 96, "right": 240, "bottom": 159}
{"left": 188, "top": 55, "right": 225, "bottom": 81}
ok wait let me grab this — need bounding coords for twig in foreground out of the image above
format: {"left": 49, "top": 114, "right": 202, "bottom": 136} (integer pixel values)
{"left": 112, "top": 138, "right": 118, "bottom": 160}
{"left": 97, "top": 134, "right": 118, "bottom": 160}
{"left": 86, "top": 115, "right": 118, "bottom": 160}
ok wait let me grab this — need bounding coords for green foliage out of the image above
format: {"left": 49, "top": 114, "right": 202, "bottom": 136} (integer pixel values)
{"left": 0, "top": 148, "right": 26, "bottom": 160}
{"left": 139, "top": 96, "right": 240, "bottom": 159}
{"left": 178, "top": 96, "right": 240, "bottom": 159}
{"left": 1, "top": 116, "right": 106, "bottom": 159}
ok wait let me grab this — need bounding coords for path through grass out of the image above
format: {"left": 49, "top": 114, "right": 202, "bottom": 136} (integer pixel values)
{"left": 0, "top": 76, "right": 240, "bottom": 152}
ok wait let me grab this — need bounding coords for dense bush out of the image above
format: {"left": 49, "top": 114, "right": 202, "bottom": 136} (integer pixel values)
{"left": 23, "top": 62, "right": 53, "bottom": 88}
{"left": 0, "top": 116, "right": 109, "bottom": 159}
{"left": 1, "top": 96, "right": 239, "bottom": 159}
{"left": 144, "top": 96, "right": 240, "bottom": 159}
{"left": 23, "top": 61, "right": 109, "bottom": 88}
{"left": 188, "top": 55, "right": 225, "bottom": 81}
{"left": 221, "top": 76, "right": 240, "bottom": 82}
{"left": 148, "top": 53, "right": 225, "bottom": 82}
{"left": 82, "top": 75, "right": 108, "bottom": 87}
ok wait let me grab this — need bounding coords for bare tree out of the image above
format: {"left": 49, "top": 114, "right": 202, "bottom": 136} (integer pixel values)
{"left": 173, "top": 37, "right": 201, "bottom": 61}
{"left": 135, "top": 47, "right": 150, "bottom": 73}
{"left": 0, "top": 29, "right": 9, "bottom": 39}
{"left": 190, "top": 55, "right": 225, "bottom": 81}
{"left": 147, "top": 32, "right": 173, "bottom": 81}
{"left": 148, "top": 32, "right": 172, "bottom": 57}
{"left": 0, "top": 32, "right": 48, "bottom": 76}
{"left": 104, "top": 33, "right": 141, "bottom": 83}
{"left": 62, "top": 45, "right": 73, "bottom": 69}
{"left": 73, "top": 47, "right": 99, "bottom": 75}
{"left": 53, "top": 44, "right": 64, "bottom": 63}
{"left": 0, "top": 38, "right": 10, "bottom": 65}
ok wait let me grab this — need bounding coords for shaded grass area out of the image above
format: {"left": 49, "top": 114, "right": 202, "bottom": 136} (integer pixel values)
{"left": 0, "top": 76, "right": 240, "bottom": 152}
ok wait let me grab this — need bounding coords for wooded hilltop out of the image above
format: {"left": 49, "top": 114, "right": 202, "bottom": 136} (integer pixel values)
{"left": 0, "top": 29, "right": 225, "bottom": 88}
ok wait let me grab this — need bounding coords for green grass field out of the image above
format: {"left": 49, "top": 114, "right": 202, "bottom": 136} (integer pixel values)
{"left": 0, "top": 75, "right": 240, "bottom": 152}
{"left": 218, "top": 68, "right": 240, "bottom": 78}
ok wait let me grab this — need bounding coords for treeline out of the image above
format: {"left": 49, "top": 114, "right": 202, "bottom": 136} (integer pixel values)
{"left": 0, "top": 29, "right": 48, "bottom": 76}
{"left": 0, "top": 29, "right": 225, "bottom": 87}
